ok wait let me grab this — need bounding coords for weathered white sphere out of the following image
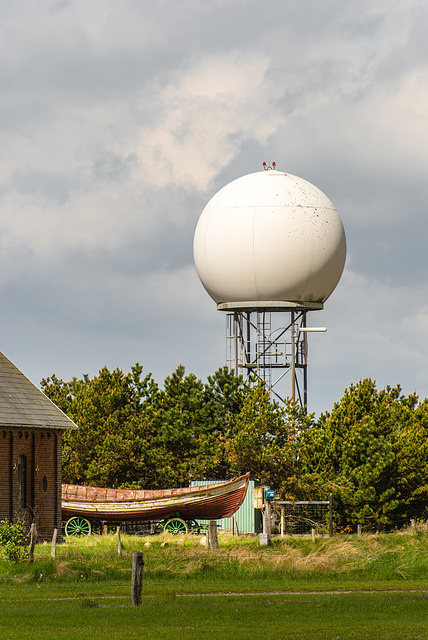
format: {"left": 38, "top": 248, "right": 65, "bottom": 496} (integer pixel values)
{"left": 193, "top": 170, "right": 346, "bottom": 306}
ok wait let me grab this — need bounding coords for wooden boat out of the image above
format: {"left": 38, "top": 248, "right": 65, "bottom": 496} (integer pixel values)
{"left": 62, "top": 473, "right": 250, "bottom": 524}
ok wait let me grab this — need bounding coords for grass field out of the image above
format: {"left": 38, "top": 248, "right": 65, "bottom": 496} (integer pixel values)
{"left": 1, "top": 529, "right": 428, "bottom": 639}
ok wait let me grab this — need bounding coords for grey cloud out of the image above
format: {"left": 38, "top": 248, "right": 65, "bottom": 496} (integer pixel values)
{"left": 10, "top": 169, "right": 74, "bottom": 204}
{"left": 90, "top": 153, "right": 138, "bottom": 183}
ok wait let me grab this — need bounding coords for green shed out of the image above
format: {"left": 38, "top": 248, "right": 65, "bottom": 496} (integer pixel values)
{"left": 191, "top": 478, "right": 262, "bottom": 534}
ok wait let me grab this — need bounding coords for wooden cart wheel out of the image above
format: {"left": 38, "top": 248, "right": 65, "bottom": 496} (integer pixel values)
{"left": 163, "top": 518, "right": 189, "bottom": 535}
{"left": 65, "top": 516, "right": 91, "bottom": 537}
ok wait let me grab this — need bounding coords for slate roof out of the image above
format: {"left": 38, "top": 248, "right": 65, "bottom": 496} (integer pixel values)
{"left": 0, "top": 351, "right": 78, "bottom": 430}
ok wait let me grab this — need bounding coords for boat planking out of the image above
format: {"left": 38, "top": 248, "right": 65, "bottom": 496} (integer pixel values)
{"left": 62, "top": 473, "right": 250, "bottom": 522}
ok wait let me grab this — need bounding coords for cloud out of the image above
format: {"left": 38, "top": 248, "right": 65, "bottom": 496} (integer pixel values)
{"left": 126, "top": 52, "right": 284, "bottom": 192}
{"left": 307, "top": 266, "right": 428, "bottom": 414}
{"left": 0, "top": 0, "right": 428, "bottom": 418}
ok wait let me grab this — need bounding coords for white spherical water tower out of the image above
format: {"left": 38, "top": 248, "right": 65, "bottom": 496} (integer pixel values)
{"left": 193, "top": 165, "right": 346, "bottom": 406}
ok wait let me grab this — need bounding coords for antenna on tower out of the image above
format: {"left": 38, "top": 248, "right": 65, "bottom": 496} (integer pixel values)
{"left": 262, "top": 161, "right": 276, "bottom": 170}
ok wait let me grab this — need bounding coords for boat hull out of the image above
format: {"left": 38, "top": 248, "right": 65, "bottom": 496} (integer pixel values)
{"left": 62, "top": 473, "right": 250, "bottom": 522}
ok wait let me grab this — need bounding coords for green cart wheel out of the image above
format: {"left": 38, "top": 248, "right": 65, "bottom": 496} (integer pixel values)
{"left": 163, "top": 518, "right": 189, "bottom": 535}
{"left": 90, "top": 520, "right": 103, "bottom": 535}
{"left": 65, "top": 516, "right": 91, "bottom": 537}
{"left": 154, "top": 521, "right": 165, "bottom": 534}
{"left": 187, "top": 519, "right": 201, "bottom": 534}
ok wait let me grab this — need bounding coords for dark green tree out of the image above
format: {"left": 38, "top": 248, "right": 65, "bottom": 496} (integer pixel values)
{"left": 42, "top": 360, "right": 428, "bottom": 527}
{"left": 395, "top": 397, "right": 428, "bottom": 521}
{"left": 41, "top": 364, "right": 160, "bottom": 487}
{"left": 204, "top": 366, "right": 247, "bottom": 433}
{"left": 226, "top": 381, "right": 312, "bottom": 494}
{"left": 142, "top": 365, "right": 220, "bottom": 487}
{"left": 299, "top": 379, "right": 426, "bottom": 530}
{"left": 336, "top": 415, "right": 398, "bottom": 528}
{"left": 202, "top": 366, "right": 248, "bottom": 478}
{"left": 42, "top": 364, "right": 247, "bottom": 489}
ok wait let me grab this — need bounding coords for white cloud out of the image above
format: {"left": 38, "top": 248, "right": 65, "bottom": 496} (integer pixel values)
{"left": 126, "top": 52, "right": 285, "bottom": 193}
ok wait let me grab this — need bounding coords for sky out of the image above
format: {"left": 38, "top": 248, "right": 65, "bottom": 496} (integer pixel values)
{"left": 1, "top": 0, "right": 428, "bottom": 417}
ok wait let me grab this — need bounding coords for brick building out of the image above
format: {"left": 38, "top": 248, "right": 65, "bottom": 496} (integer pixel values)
{"left": 0, "top": 351, "right": 77, "bottom": 540}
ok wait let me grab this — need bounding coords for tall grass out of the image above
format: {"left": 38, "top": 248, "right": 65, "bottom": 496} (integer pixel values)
{"left": 1, "top": 526, "right": 428, "bottom": 595}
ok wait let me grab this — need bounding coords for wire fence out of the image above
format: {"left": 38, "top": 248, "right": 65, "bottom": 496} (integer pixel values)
{"left": 274, "top": 501, "right": 331, "bottom": 535}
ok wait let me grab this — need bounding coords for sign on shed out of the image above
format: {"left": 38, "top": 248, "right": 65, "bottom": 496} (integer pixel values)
{"left": 253, "top": 486, "right": 264, "bottom": 509}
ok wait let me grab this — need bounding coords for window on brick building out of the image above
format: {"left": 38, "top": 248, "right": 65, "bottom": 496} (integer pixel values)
{"left": 18, "top": 454, "right": 27, "bottom": 509}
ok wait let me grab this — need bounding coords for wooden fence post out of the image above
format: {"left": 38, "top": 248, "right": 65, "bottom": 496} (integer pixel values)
{"left": 357, "top": 524, "right": 362, "bottom": 539}
{"left": 311, "top": 527, "right": 316, "bottom": 542}
{"left": 51, "top": 528, "right": 58, "bottom": 560}
{"left": 410, "top": 519, "right": 417, "bottom": 532}
{"left": 208, "top": 520, "right": 219, "bottom": 551}
{"left": 328, "top": 493, "right": 333, "bottom": 538}
{"left": 117, "top": 526, "right": 122, "bottom": 557}
{"left": 260, "top": 498, "right": 272, "bottom": 546}
{"left": 264, "top": 499, "right": 272, "bottom": 542}
{"left": 280, "top": 506, "right": 285, "bottom": 537}
{"left": 232, "top": 516, "right": 239, "bottom": 536}
{"left": 28, "top": 523, "right": 37, "bottom": 564}
{"left": 131, "top": 552, "right": 144, "bottom": 606}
